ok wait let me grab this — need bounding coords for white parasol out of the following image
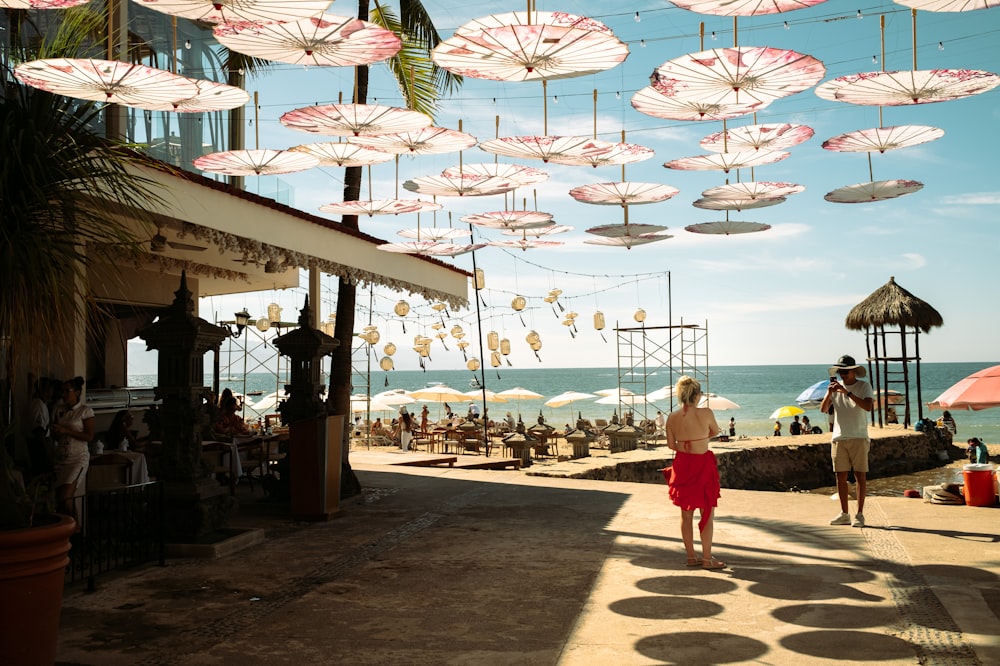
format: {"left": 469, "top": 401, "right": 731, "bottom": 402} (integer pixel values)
{"left": 693, "top": 196, "right": 786, "bottom": 212}
{"left": 397, "top": 228, "right": 471, "bottom": 241}
{"left": 318, "top": 200, "right": 425, "bottom": 217}
{"left": 685, "top": 220, "right": 772, "bottom": 235}
{"left": 142, "top": 78, "right": 250, "bottom": 113}
{"left": 348, "top": 127, "right": 477, "bottom": 155}
{"left": 815, "top": 69, "right": 1000, "bottom": 106}
{"left": 280, "top": 103, "right": 432, "bottom": 137}
{"left": 664, "top": 150, "right": 790, "bottom": 173}
{"left": 501, "top": 225, "right": 572, "bottom": 237}
{"left": 701, "top": 181, "right": 805, "bottom": 200}
{"left": 569, "top": 182, "right": 680, "bottom": 206}
{"left": 479, "top": 135, "right": 614, "bottom": 164}
{"left": 631, "top": 83, "right": 768, "bottom": 121}
{"left": 670, "top": 0, "right": 832, "bottom": 15}
{"left": 586, "top": 223, "right": 670, "bottom": 238}
{"left": 486, "top": 239, "right": 563, "bottom": 251}
{"left": 699, "top": 394, "right": 741, "bottom": 410}
{"left": 288, "top": 142, "right": 395, "bottom": 167}
{"left": 893, "top": 0, "right": 997, "bottom": 10}
{"left": 824, "top": 179, "right": 924, "bottom": 204}
{"left": 461, "top": 211, "right": 554, "bottom": 230}
{"left": 1, "top": 0, "right": 90, "bottom": 7}
{"left": 128, "top": 0, "right": 331, "bottom": 26}
{"left": 548, "top": 141, "right": 655, "bottom": 169}
{"left": 403, "top": 174, "right": 520, "bottom": 198}
{"left": 440, "top": 163, "right": 549, "bottom": 186}
{"left": 700, "top": 123, "right": 815, "bottom": 153}
{"left": 454, "top": 11, "right": 613, "bottom": 34}
{"left": 821, "top": 125, "right": 945, "bottom": 153}
{"left": 193, "top": 149, "right": 318, "bottom": 176}
{"left": 583, "top": 234, "right": 672, "bottom": 249}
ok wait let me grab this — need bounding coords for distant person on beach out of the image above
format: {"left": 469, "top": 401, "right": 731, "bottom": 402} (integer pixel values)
{"left": 654, "top": 411, "right": 666, "bottom": 437}
{"left": 941, "top": 411, "right": 957, "bottom": 435}
{"left": 801, "top": 415, "right": 811, "bottom": 433}
{"left": 399, "top": 408, "right": 413, "bottom": 451}
{"left": 420, "top": 405, "right": 429, "bottom": 433}
{"left": 665, "top": 375, "right": 724, "bottom": 570}
{"left": 967, "top": 437, "right": 988, "bottom": 464}
{"left": 790, "top": 415, "right": 802, "bottom": 436}
{"left": 728, "top": 417, "right": 736, "bottom": 438}
{"left": 821, "top": 354, "right": 874, "bottom": 528}
{"left": 773, "top": 421, "right": 782, "bottom": 437}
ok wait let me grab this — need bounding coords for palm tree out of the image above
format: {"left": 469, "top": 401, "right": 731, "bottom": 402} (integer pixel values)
{"left": 327, "top": 0, "right": 461, "bottom": 497}
{"left": 1, "top": 7, "right": 165, "bottom": 527}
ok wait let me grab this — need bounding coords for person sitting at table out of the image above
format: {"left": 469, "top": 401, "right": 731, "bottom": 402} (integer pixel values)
{"left": 214, "top": 395, "right": 250, "bottom": 438}
{"left": 371, "top": 418, "right": 386, "bottom": 436}
{"left": 105, "top": 409, "right": 141, "bottom": 451}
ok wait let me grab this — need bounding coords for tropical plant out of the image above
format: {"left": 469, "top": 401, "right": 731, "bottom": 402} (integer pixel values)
{"left": 326, "top": 0, "right": 461, "bottom": 497}
{"left": 0, "top": 7, "right": 166, "bottom": 528}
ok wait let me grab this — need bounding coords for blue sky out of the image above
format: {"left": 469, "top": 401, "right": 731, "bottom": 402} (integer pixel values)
{"left": 181, "top": 1, "right": 1000, "bottom": 373}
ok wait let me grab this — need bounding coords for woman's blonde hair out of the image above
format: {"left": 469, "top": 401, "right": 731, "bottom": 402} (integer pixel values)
{"left": 676, "top": 375, "right": 702, "bottom": 406}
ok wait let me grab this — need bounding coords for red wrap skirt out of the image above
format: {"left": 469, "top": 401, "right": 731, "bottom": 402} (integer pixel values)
{"left": 667, "top": 450, "right": 720, "bottom": 531}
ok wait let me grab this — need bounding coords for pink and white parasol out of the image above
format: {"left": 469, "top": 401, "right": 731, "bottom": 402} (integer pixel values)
{"left": 479, "top": 135, "right": 614, "bottom": 163}
{"left": 700, "top": 123, "right": 814, "bottom": 152}
{"left": 501, "top": 225, "right": 572, "bottom": 237}
{"left": 685, "top": 220, "right": 772, "bottom": 235}
{"left": 664, "top": 150, "right": 790, "bottom": 173}
{"left": 693, "top": 196, "right": 786, "bottom": 211}
{"left": 824, "top": 179, "right": 924, "bottom": 203}
{"left": 460, "top": 211, "right": 554, "bottom": 230}
{"left": 377, "top": 241, "right": 444, "bottom": 255}
{"left": 431, "top": 24, "right": 628, "bottom": 82}
{"left": 815, "top": 69, "right": 1000, "bottom": 106}
{"left": 650, "top": 47, "right": 826, "bottom": 107}
{"left": 569, "top": 182, "right": 680, "bottom": 206}
{"left": 893, "top": 0, "right": 998, "bottom": 12}
{"left": 583, "top": 234, "right": 673, "bottom": 249}
{"left": 486, "top": 239, "right": 564, "bottom": 251}
{"left": 2, "top": 0, "right": 91, "bottom": 9}
{"left": 587, "top": 223, "right": 670, "bottom": 238}
{"left": 141, "top": 78, "right": 250, "bottom": 113}
{"left": 441, "top": 163, "right": 549, "bottom": 186}
{"left": 214, "top": 15, "right": 401, "bottom": 68}
{"left": 128, "top": 0, "right": 330, "bottom": 26}
{"left": 402, "top": 174, "right": 520, "bottom": 198}
{"left": 701, "top": 181, "right": 805, "bottom": 200}
{"left": 347, "top": 127, "right": 477, "bottom": 155}
{"left": 821, "top": 125, "right": 945, "bottom": 153}
{"left": 548, "top": 141, "right": 655, "bottom": 169}
{"left": 318, "top": 200, "right": 427, "bottom": 217}
{"left": 14, "top": 58, "right": 198, "bottom": 109}
{"left": 669, "top": 0, "right": 831, "bottom": 15}
{"left": 631, "top": 83, "right": 768, "bottom": 121}
{"left": 193, "top": 149, "right": 319, "bottom": 176}
{"left": 398, "top": 228, "right": 471, "bottom": 241}
{"left": 280, "top": 104, "right": 432, "bottom": 137}
{"left": 454, "top": 11, "right": 613, "bottom": 34}
{"left": 288, "top": 142, "right": 395, "bottom": 167}
{"left": 424, "top": 243, "right": 487, "bottom": 257}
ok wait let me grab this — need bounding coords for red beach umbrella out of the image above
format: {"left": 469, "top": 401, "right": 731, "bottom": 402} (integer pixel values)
{"left": 929, "top": 365, "right": 1000, "bottom": 411}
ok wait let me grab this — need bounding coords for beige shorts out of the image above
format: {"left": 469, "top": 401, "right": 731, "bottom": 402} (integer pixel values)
{"left": 832, "top": 438, "right": 870, "bottom": 473}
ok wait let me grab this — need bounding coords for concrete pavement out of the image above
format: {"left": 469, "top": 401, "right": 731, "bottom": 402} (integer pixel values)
{"left": 56, "top": 458, "right": 999, "bottom": 665}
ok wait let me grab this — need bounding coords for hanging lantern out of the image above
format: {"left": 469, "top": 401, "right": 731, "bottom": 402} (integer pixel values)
{"left": 491, "top": 351, "right": 502, "bottom": 367}
{"left": 267, "top": 303, "right": 282, "bottom": 322}
{"left": 321, "top": 322, "right": 334, "bottom": 336}
{"left": 500, "top": 338, "right": 511, "bottom": 355}
{"left": 457, "top": 340, "right": 469, "bottom": 351}
{"left": 467, "top": 358, "right": 481, "bottom": 372}
{"left": 526, "top": 330, "right": 541, "bottom": 345}
{"left": 474, "top": 268, "right": 486, "bottom": 290}
{"left": 594, "top": 311, "right": 605, "bottom": 331}
{"left": 566, "top": 311, "right": 578, "bottom": 320}
{"left": 561, "top": 319, "right": 574, "bottom": 327}
{"left": 365, "top": 329, "right": 381, "bottom": 345}
{"left": 450, "top": 325, "right": 464, "bottom": 338}
{"left": 255, "top": 317, "right": 271, "bottom": 332}
{"left": 380, "top": 357, "right": 394, "bottom": 371}
{"left": 384, "top": 342, "right": 397, "bottom": 356}
{"left": 394, "top": 300, "right": 410, "bottom": 317}
{"left": 487, "top": 331, "right": 500, "bottom": 350}
{"left": 431, "top": 302, "right": 447, "bottom": 312}
{"left": 543, "top": 295, "right": 557, "bottom": 304}
{"left": 431, "top": 322, "right": 443, "bottom": 330}
{"left": 549, "top": 289, "right": 562, "bottom": 297}
{"left": 511, "top": 295, "right": 526, "bottom": 311}
{"left": 634, "top": 308, "right": 646, "bottom": 323}
{"left": 530, "top": 340, "right": 542, "bottom": 351}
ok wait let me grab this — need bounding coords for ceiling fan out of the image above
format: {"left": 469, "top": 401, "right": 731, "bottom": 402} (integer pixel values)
{"left": 149, "top": 226, "right": 207, "bottom": 253}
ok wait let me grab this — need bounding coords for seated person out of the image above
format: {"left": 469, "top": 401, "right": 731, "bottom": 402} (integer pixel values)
{"left": 105, "top": 409, "right": 141, "bottom": 451}
{"left": 370, "top": 418, "right": 386, "bottom": 436}
{"left": 213, "top": 396, "right": 250, "bottom": 438}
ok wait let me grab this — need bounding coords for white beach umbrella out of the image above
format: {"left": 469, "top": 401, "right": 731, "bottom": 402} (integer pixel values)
{"left": 595, "top": 393, "right": 650, "bottom": 407}
{"left": 496, "top": 387, "right": 544, "bottom": 419}
{"left": 644, "top": 386, "right": 676, "bottom": 402}
{"left": 350, "top": 395, "right": 394, "bottom": 413}
{"left": 699, "top": 394, "right": 741, "bottom": 410}
{"left": 406, "top": 384, "right": 468, "bottom": 402}
{"left": 464, "top": 389, "right": 508, "bottom": 403}
{"left": 594, "top": 387, "right": 636, "bottom": 398}
{"left": 373, "top": 389, "right": 415, "bottom": 406}
{"left": 545, "top": 391, "right": 596, "bottom": 409}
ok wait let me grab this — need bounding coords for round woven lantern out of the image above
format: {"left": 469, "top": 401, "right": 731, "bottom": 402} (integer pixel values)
{"left": 255, "top": 317, "right": 271, "bottom": 332}
{"left": 394, "top": 300, "right": 410, "bottom": 317}
{"left": 525, "top": 330, "right": 541, "bottom": 345}
{"left": 383, "top": 342, "right": 397, "bottom": 356}
{"left": 380, "top": 357, "right": 394, "bottom": 371}
{"left": 634, "top": 308, "right": 646, "bottom": 323}
{"left": 467, "top": 358, "right": 481, "bottom": 372}
{"left": 511, "top": 296, "right": 526, "bottom": 311}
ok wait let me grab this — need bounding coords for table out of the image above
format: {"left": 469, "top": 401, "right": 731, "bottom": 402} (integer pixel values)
{"left": 92, "top": 450, "right": 150, "bottom": 485}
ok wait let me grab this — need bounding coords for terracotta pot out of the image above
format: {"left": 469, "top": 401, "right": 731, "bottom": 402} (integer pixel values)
{"left": 0, "top": 514, "right": 76, "bottom": 666}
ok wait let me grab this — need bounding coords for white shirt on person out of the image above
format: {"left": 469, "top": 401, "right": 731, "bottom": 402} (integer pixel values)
{"left": 830, "top": 379, "right": 873, "bottom": 441}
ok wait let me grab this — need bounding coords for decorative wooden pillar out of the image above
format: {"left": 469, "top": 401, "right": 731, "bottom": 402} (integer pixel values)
{"left": 273, "top": 296, "right": 339, "bottom": 425}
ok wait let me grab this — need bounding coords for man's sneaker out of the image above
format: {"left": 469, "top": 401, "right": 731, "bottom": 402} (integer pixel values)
{"left": 830, "top": 512, "right": 851, "bottom": 525}
{"left": 852, "top": 513, "right": 865, "bottom": 528}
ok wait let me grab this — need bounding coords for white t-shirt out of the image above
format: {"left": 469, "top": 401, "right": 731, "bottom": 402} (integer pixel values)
{"left": 831, "top": 379, "right": 874, "bottom": 441}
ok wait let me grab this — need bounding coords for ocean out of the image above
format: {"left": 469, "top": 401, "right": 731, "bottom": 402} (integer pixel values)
{"left": 128, "top": 361, "right": 1000, "bottom": 445}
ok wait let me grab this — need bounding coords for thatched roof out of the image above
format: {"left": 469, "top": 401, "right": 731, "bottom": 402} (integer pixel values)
{"left": 845, "top": 277, "right": 944, "bottom": 333}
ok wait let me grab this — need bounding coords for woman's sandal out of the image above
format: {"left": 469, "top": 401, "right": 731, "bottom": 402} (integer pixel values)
{"left": 702, "top": 558, "right": 727, "bottom": 570}
{"left": 686, "top": 558, "right": 701, "bottom": 567}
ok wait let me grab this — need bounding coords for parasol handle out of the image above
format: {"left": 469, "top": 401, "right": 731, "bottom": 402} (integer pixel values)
{"left": 911, "top": 9, "right": 917, "bottom": 70}
{"left": 254, "top": 91, "right": 259, "bottom": 150}
{"left": 542, "top": 79, "right": 547, "bottom": 135}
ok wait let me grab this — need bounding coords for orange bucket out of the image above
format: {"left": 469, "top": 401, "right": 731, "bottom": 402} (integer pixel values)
{"left": 963, "top": 465, "right": 997, "bottom": 507}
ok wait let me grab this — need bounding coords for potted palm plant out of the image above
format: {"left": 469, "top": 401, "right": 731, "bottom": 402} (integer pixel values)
{"left": 1, "top": 7, "right": 165, "bottom": 663}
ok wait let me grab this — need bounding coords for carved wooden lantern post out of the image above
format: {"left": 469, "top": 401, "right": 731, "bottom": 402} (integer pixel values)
{"left": 272, "top": 296, "right": 339, "bottom": 425}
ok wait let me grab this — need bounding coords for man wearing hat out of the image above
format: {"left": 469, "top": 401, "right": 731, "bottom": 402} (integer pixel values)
{"left": 820, "top": 355, "right": 874, "bottom": 527}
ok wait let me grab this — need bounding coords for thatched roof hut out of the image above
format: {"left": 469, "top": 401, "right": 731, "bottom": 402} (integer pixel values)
{"left": 846, "top": 276, "right": 943, "bottom": 333}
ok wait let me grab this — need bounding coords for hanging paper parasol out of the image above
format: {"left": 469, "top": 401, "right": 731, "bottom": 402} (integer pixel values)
{"left": 685, "top": 220, "right": 772, "bottom": 235}
{"left": 129, "top": 0, "right": 331, "bottom": 26}
{"left": 288, "top": 142, "right": 394, "bottom": 167}
{"left": 15, "top": 58, "right": 198, "bottom": 109}
{"left": 424, "top": 243, "right": 488, "bottom": 257}
{"left": 461, "top": 210, "right": 554, "bottom": 230}
{"left": 548, "top": 141, "right": 655, "bottom": 169}
{"left": 348, "top": 126, "right": 477, "bottom": 155}
{"left": 664, "top": 150, "right": 790, "bottom": 173}
{"left": 2, "top": 0, "right": 90, "bottom": 8}
{"left": 815, "top": 69, "right": 1000, "bottom": 106}
{"left": 280, "top": 103, "right": 432, "bottom": 137}
{"left": 454, "top": 11, "right": 613, "bottom": 34}
{"left": 821, "top": 125, "right": 945, "bottom": 153}
{"left": 893, "top": 0, "right": 997, "bottom": 11}
{"left": 318, "top": 199, "right": 424, "bottom": 217}
{"left": 403, "top": 173, "right": 520, "bottom": 197}
{"left": 501, "top": 225, "right": 572, "bottom": 237}
{"left": 670, "top": 0, "right": 831, "bottom": 14}
{"left": 193, "top": 149, "right": 319, "bottom": 176}
{"left": 486, "top": 239, "right": 563, "bottom": 251}
{"left": 569, "top": 182, "right": 680, "bottom": 206}
{"left": 631, "top": 84, "right": 768, "bottom": 121}
{"left": 139, "top": 78, "right": 250, "bottom": 113}
{"left": 650, "top": 47, "right": 826, "bottom": 107}
{"left": 693, "top": 196, "right": 786, "bottom": 211}
{"left": 700, "top": 123, "right": 815, "bottom": 152}
{"left": 587, "top": 223, "right": 670, "bottom": 238}
{"left": 824, "top": 179, "right": 924, "bottom": 203}
{"left": 377, "top": 241, "right": 445, "bottom": 255}
{"left": 701, "top": 181, "right": 805, "bottom": 200}
{"left": 479, "top": 135, "right": 614, "bottom": 163}
{"left": 214, "top": 15, "right": 401, "bottom": 67}
{"left": 431, "top": 24, "right": 628, "bottom": 82}
{"left": 398, "top": 228, "right": 471, "bottom": 241}
{"left": 440, "top": 163, "right": 549, "bottom": 186}
{"left": 583, "top": 234, "right": 673, "bottom": 249}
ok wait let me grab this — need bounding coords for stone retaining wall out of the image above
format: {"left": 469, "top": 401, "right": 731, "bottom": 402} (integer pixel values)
{"left": 555, "top": 429, "right": 959, "bottom": 491}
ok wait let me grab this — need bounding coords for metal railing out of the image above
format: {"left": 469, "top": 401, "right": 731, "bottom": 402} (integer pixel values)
{"left": 66, "top": 481, "right": 166, "bottom": 591}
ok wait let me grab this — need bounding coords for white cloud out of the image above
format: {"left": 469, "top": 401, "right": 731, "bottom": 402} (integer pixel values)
{"left": 938, "top": 192, "right": 1000, "bottom": 205}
